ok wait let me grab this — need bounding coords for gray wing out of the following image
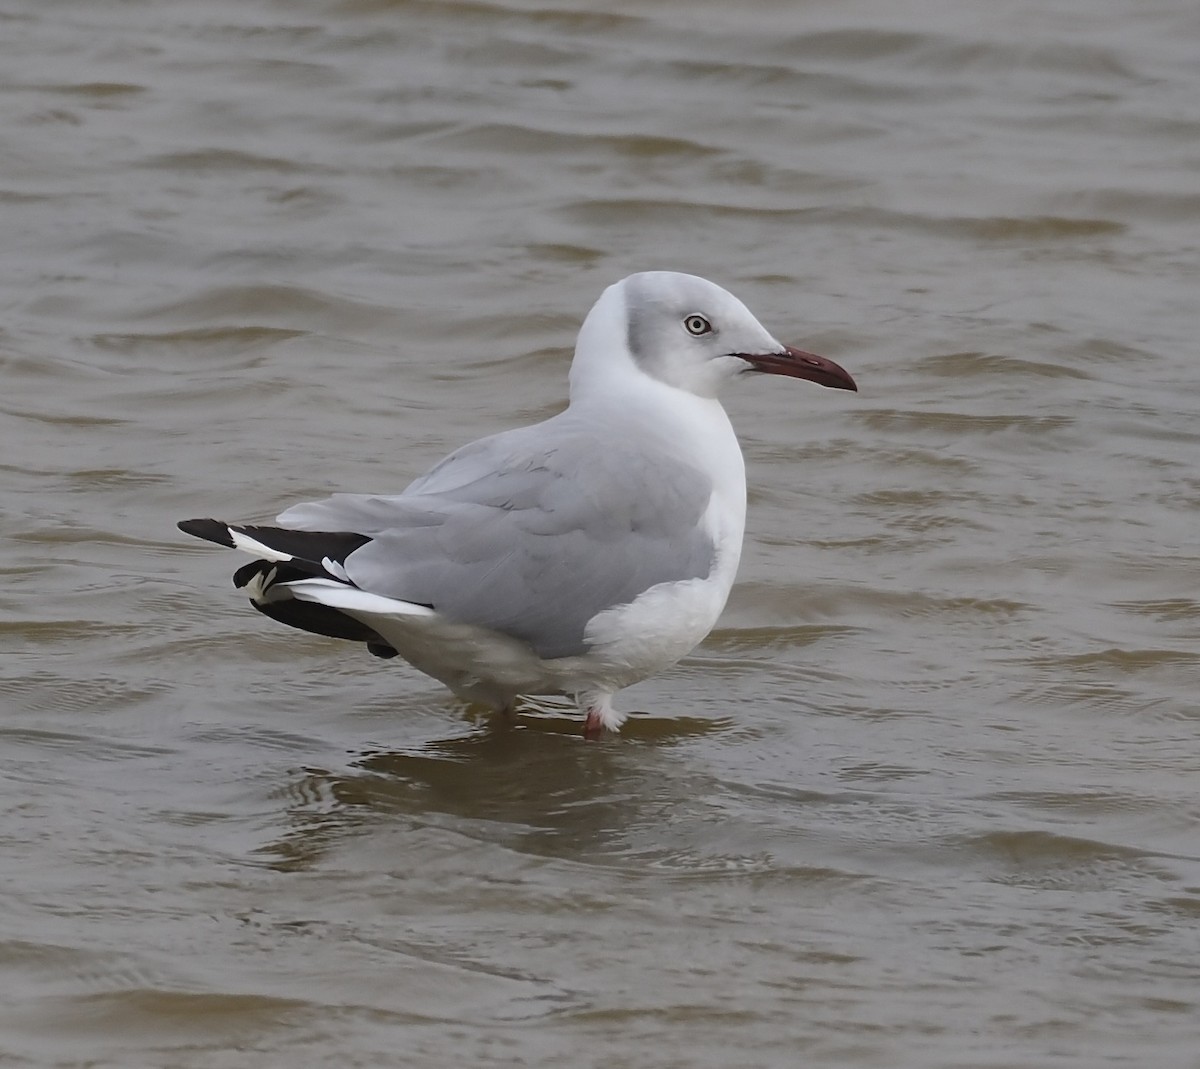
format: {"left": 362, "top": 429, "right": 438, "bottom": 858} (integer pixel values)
{"left": 277, "top": 413, "right": 716, "bottom": 658}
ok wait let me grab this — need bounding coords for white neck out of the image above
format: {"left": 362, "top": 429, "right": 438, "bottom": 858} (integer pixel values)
{"left": 565, "top": 277, "right": 749, "bottom": 557}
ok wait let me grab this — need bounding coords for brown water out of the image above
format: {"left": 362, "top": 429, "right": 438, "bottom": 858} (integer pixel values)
{"left": 4, "top": 0, "right": 1200, "bottom": 1065}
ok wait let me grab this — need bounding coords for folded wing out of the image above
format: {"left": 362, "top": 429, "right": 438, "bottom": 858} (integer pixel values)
{"left": 277, "top": 415, "right": 717, "bottom": 658}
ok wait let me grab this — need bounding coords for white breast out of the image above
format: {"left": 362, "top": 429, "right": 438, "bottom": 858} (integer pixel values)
{"left": 564, "top": 386, "right": 749, "bottom": 693}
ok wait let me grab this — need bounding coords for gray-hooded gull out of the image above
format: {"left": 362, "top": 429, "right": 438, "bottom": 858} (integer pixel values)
{"left": 178, "top": 271, "right": 856, "bottom": 736}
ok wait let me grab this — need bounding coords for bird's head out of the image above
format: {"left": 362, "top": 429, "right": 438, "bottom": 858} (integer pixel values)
{"left": 570, "top": 271, "right": 857, "bottom": 401}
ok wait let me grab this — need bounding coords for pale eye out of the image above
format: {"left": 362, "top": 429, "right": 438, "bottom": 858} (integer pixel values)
{"left": 684, "top": 314, "right": 713, "bottom": 336}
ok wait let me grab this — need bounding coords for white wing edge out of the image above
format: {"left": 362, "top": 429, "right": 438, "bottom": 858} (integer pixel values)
{"left": 230, "top": 529, "right": 294, "bottom": 562}
{"left": 284, "top": 578, "right": 436, "bottom": 618}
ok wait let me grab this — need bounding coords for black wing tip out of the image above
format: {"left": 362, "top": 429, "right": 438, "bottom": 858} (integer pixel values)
{"left": 178, "top": 518, "right": 236, "bottom": 548}
{"left": 232, "top": 559, "right": 266, "bottom": 588}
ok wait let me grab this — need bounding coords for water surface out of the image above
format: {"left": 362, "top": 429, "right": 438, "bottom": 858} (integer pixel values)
{"left": 3, "top": 0, "right": 1200, "bottom": 1065}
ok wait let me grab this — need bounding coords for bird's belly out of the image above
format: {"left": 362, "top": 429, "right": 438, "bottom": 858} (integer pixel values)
{"left": 342, "top": 565, "right": 732, "bottom": 708}
{"left": 572, "top": 570, "right": 733, "bottom": 687}
{"left": 347, "top": 608, "right": 560, "bottom": 707}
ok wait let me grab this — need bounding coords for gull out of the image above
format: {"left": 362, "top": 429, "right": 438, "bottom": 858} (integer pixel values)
{"left": 178, "top": 271, "right": 856, "bottom": 736}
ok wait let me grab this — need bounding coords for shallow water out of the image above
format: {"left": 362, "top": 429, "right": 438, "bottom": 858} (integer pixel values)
{"left": 3, "top": 0, "right": 1200, "bottom": 1065}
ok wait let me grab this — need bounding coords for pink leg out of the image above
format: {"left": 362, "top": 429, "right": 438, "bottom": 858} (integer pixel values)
{"left": 580, "top": 692, "right": 624, "bottom": 739}
{"left": 583, "top": 707, "right": 605, "bottom": 739}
